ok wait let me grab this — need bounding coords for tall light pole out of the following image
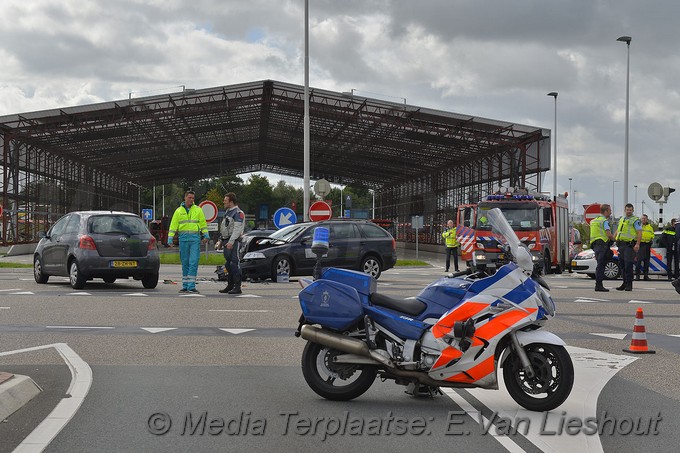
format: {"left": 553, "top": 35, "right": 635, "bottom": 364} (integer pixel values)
{"left": 617, "top": 36, "right": 632, "bottom": 206}
{"left": 340, "top": 186, "right": 344, "bottom": 218}
{"left": 547, "top": 92, "right": 558, "bottom": 199}
{"left": 369, "top": 189, "right": 375, "bottom": 219}
{"left": 634, "top": 184, "right": 638, "bottom": 213}
{"left": 612, "top": 180, "right": 619, "bottom": 217}
{"left": 303, "top": 0, "right": 310, "bottom": 221}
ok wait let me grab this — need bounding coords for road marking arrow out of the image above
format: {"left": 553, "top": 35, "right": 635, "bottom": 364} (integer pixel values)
{"left": 590, "top": 333, "right": 628, "bottom": 340}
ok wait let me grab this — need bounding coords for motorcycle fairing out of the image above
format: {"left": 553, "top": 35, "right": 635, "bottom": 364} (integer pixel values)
{"left": 428, "top": 264, "right": 540, "bottom": 386}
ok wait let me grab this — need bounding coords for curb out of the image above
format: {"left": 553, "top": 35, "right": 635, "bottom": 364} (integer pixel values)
{"left": 0, "top": 373, "right": 42, "bottom": 421}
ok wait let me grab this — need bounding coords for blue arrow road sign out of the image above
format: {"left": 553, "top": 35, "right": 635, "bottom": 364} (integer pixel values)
{"left": 273, "top": 207, "right": 297, "bottom": 229}
{"left": 141, "top": 208, "right": 153, "bottom": 220}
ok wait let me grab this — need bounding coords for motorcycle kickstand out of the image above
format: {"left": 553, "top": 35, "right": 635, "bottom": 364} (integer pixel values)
{"left": 509, "top": 331, "right": 535, "bottom": 378}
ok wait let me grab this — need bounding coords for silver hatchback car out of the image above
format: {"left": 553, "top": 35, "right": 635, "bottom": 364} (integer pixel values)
{"left": 34, "top": 211, "right": 160, "bottom": 289}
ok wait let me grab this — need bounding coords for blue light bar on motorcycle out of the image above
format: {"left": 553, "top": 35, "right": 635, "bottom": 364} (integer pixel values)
{"left": 311, "top": 227, "right": 330, "bottom": 256}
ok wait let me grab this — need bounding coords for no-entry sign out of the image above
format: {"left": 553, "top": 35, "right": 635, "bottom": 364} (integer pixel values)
{"left": 584, "top": 203, "right": 602, "bottom": 225}
{"left": 309, "top": 201, "right": 332, "bottom": 222}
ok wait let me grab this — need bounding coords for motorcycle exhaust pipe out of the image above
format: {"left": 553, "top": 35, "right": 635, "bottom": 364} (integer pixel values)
{"left": 300, "top": 325, "right": 393, "bottom": 367}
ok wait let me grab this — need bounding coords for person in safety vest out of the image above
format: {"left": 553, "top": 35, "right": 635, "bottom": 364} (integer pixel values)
{"left": 615, "top": 203, "right": 642, "bottom": 291}
{"left": 635, "top": 214, "right": 655, "bottom": 281}
{"left": 590, "top": 204, "right": 616, "bottom": 292}
{"left": 167, "top": 190, "right": 209, "bottom": 293}
{"left": 442, "top": 219, "right": 460, "bottom": 273}
{"left": 216, "top": 192, "right": 245, "bottom": 295}
{"left": 661, "top": 219, "right": 677, "bottom": 281}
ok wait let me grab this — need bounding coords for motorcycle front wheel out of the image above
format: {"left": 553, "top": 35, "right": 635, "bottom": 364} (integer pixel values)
{"left": 503, "top": 343, "right": 574, "bottom": 412}
{"left": 301, "top": 341, "right": 377, "bottom": 401}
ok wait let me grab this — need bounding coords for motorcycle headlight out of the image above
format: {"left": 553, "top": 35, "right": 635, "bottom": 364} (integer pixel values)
{"left": 243, "top": 252, "right": 266, "bottom": 260}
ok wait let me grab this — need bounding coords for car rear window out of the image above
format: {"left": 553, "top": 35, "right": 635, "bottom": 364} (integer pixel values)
{"left": 359, "top": 223, "right": 390, "bottom": 238}
{"left": 89, "top": 215, "right": 147, "bottom": 235}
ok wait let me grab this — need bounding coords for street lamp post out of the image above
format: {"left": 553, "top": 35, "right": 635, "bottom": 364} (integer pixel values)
{"left": 617, "top": 36, "right": 632, "bottom": 206}
{"left": 547, "top": 92, "right": 558, "bottom": 199}
{"left": 612, "top": 180, "right": 620, "bottom": 217}
{"left": 340, "top": 186, "right": 343, "bottom": 218}
{"left": 634, "top": 185, "right": 638, "bottom": 213}
{"left": 369, "top": 189, "right": 375, "bottom": 219}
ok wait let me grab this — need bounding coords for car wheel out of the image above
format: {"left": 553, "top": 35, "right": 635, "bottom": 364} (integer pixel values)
{"left": 34, "top": 256, "right": 49, "bottom": 284}
{"left": 142, "top": 273, "right": 159, "bottom": 289}
{"left": 271, "top": 256, "right": 292, "bottom": 282}
{"left": 543, "top": 252, "right": 552, "bottom": 275}
{"left": 69, "top": 259, "right": 87, "bottom": 289}
{"left": 604, "top": 260, "right": 620, "bottom": 280}
{"left": 103, "top": 277, "right": 116, "bottom": 284}
{"left": 360, "top": 255, "right": 382, "bottom": 279}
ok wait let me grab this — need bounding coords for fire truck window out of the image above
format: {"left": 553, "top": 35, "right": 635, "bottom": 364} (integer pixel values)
{"left": 543, "top": 207, "right": 553, "bottom": 227}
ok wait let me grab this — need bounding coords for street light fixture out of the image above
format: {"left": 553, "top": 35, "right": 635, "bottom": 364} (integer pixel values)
{"left": 547, "top": 92, "right": 558, "bottom": 199}
{"left": 612, "top": 180, "right": 620, "bottom": 217}
{"left": 617, "top": 36, "right": 632, "bottom": 206}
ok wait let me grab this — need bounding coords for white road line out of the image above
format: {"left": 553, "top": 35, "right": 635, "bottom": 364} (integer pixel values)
{"left": 66, "top": 292, "right": 91, "bottom": 296}
{"left": 590, "top": 333, "right": 628, "bottom": 340}
{"left": 141, "top": 327, "right": 177, "bottom": 334}
{"left": 0, "top": 288, "right": 23, "bottom": 292}
{"left": 209, "top": 309, "right": 272, "bottom": 313}
{"left": 123, "top": 293, "right": 149, "bottom": 296}
{"left": 179, "top": 293, "right": 205, "bottom": 297}
{"left": 219, "top": 328, "right": 255, "bottom": 334}
{"left": 9, "top": 291, "right": 35, "bottom": 295}
{"left": 463, "top": 346, "right": 636, "bottom": 453}
{"left": 0, "top": 343, "right": 92, "bottom": 453}
{"left": 573, "top": 298, "right": 600, "bottom": 303}
{"left": 235, "top": 294, "right": 261, "bottom": 298}
{"left": 442, "top": 389, "right": 526, "bottom": 453}
{"left": 46, "top": 326, "right": 115, "bottom": 329}
{"left": 0, "top": 307, "right": 10, "bottom": 309}
{"left": 628, "top": 299, "right": 653, "bottom": 304}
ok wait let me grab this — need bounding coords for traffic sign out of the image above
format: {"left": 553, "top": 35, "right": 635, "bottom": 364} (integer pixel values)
{"left": 199, "top": 200, "right": 218, "bottom": 223}
{"left": 309, "top": 201, "right": 332, "bottom": 222}
{"left": 141, "top": 208, "right": 153, "bottom": 221}
{"left": 584, "top": 203, "right": 602, "bottom": 225}
{"left": 274, "top": 207, "right": 297, "bottom": 229}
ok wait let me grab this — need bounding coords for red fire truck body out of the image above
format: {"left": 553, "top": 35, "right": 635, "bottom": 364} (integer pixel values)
{"left": 456, "top": 191, "right": 569, "bottom": 274}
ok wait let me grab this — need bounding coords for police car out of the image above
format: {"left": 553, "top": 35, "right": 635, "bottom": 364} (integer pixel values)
{"left": 571, "top": 231, "right": 668, "bottom": 279}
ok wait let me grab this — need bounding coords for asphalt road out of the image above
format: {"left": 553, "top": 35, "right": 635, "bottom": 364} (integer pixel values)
{"left": 1, "top": 261, "right": 679, "bottom": 452}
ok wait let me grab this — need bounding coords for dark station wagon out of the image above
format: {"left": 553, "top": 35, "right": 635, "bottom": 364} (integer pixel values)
{"left": 240, "top": 219, "right": 397, "bottom": 281}
{"left": 33, "top": 211, "right": 160, "bottom": 289}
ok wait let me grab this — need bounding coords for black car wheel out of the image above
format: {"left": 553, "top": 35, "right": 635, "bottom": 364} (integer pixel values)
{"left": 34, "top": 256, "right": 49, "bottom": 284}
{"left": 69, "top": 259, "right": 87, "bottom": 290}
{"left": 142, "top": 273, "right": 159, "bottom": 289}
{"left": 271, "top": 256, "right": 292, "bottom": 281}
{"left": 360, "top": 255, "right": 382, "bottom": 279}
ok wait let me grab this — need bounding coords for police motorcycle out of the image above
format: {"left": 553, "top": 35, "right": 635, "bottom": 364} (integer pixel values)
{"left": 295, "top": 208, "right": 573, "bottom": 412}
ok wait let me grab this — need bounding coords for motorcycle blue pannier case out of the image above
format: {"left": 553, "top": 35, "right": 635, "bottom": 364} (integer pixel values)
{"left": 299, "top": 279, "right": 364, "bottom": 331}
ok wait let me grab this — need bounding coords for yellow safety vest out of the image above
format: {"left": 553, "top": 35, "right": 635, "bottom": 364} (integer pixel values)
{"left": 615, "top": 216, "right": 640, "bottom": 242}
{"left": 442, "top": 228, "right": 459, "bottom": 248}
{"left": 168, "top": 204, "right": 209, "bottom": 240}
{"left": 640, "top": 224, "right": 654, "bottom": 243}
{"left": 589, "top": 216, "right": 608, "bottom": 245}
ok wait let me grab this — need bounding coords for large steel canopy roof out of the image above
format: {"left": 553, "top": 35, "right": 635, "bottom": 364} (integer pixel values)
{"left": 0, "top": 80, "right": 546, "bottom": 189}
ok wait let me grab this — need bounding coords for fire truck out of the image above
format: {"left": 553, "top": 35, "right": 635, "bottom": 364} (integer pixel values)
{"left": 456, "top": 189, "right": 570, "bottom": 274}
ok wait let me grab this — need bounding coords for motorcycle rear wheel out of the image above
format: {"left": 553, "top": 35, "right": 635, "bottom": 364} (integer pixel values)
{"left": 503, "top": 343, "right": 573, "bottom": 412}
{"left": 301, "top": 341, "right": 377, "bottom": 401}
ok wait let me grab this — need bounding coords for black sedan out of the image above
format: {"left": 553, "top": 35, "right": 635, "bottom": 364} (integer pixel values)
{"left": 240, "top": 220, "right": 397, "bottom": 281}
{"left": 33, "top": 211, "right": 160, "bottom": 289}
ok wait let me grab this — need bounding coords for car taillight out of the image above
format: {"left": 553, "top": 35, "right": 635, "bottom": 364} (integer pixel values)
{"left": 148, "top": 236, "right": 156, "bottom": 251}
{"left": 392, "top": 238, "right": 396, "bottom": 250}
{"left": 79, "top": 235, "right": 97, "bottom": 250}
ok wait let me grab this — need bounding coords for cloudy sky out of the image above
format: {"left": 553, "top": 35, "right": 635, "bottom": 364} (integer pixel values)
{"left": 1, "top": 0, "right": 679, "bottom": 221}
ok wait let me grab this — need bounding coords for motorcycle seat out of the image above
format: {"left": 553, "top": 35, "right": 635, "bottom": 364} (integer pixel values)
{"left": 370, "top": 292, "right": 426, "bottom": 317}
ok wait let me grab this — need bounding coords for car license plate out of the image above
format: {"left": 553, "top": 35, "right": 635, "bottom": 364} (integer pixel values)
{"left": 571, "top": 260, "right": 577, "bottom": 267}
{"left": 111, "top": 260, "right": 137, "bottom": 268}
{"left": 498, "top": 254, "right": 504, "bottom": 260}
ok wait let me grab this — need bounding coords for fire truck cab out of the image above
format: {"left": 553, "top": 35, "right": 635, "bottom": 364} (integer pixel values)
{"left": 456, "top": 190, "right": 569, "bottom": 274}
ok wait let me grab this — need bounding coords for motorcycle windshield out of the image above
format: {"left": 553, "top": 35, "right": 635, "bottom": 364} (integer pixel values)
{"left": 486, "top": 208, "right": 534, "bottom": 273}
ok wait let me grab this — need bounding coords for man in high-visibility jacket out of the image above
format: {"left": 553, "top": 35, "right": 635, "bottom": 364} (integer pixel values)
{"left": 615, "top": 203, "right": 642, "bottom": 291}
{"left": 167, "top": 190, "right": 209, "bottom": 293}
{"left": 442, "top": 219, "right": 460, "bottom": 272}
{"left": 590, "top": 204, "right": 616, "bottom": 292}
{"left": 635, "top": 214, "right": 655, "bottom": 281}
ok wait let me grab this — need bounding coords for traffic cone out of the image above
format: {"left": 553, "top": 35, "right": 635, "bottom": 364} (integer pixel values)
{"left": 623, "top": 308, "right": 656, "bottom": 354}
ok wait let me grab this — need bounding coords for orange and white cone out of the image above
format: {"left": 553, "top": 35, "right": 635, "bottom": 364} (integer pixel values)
{"left": 623, "top": 308, "right": 656, "bottom": 354}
